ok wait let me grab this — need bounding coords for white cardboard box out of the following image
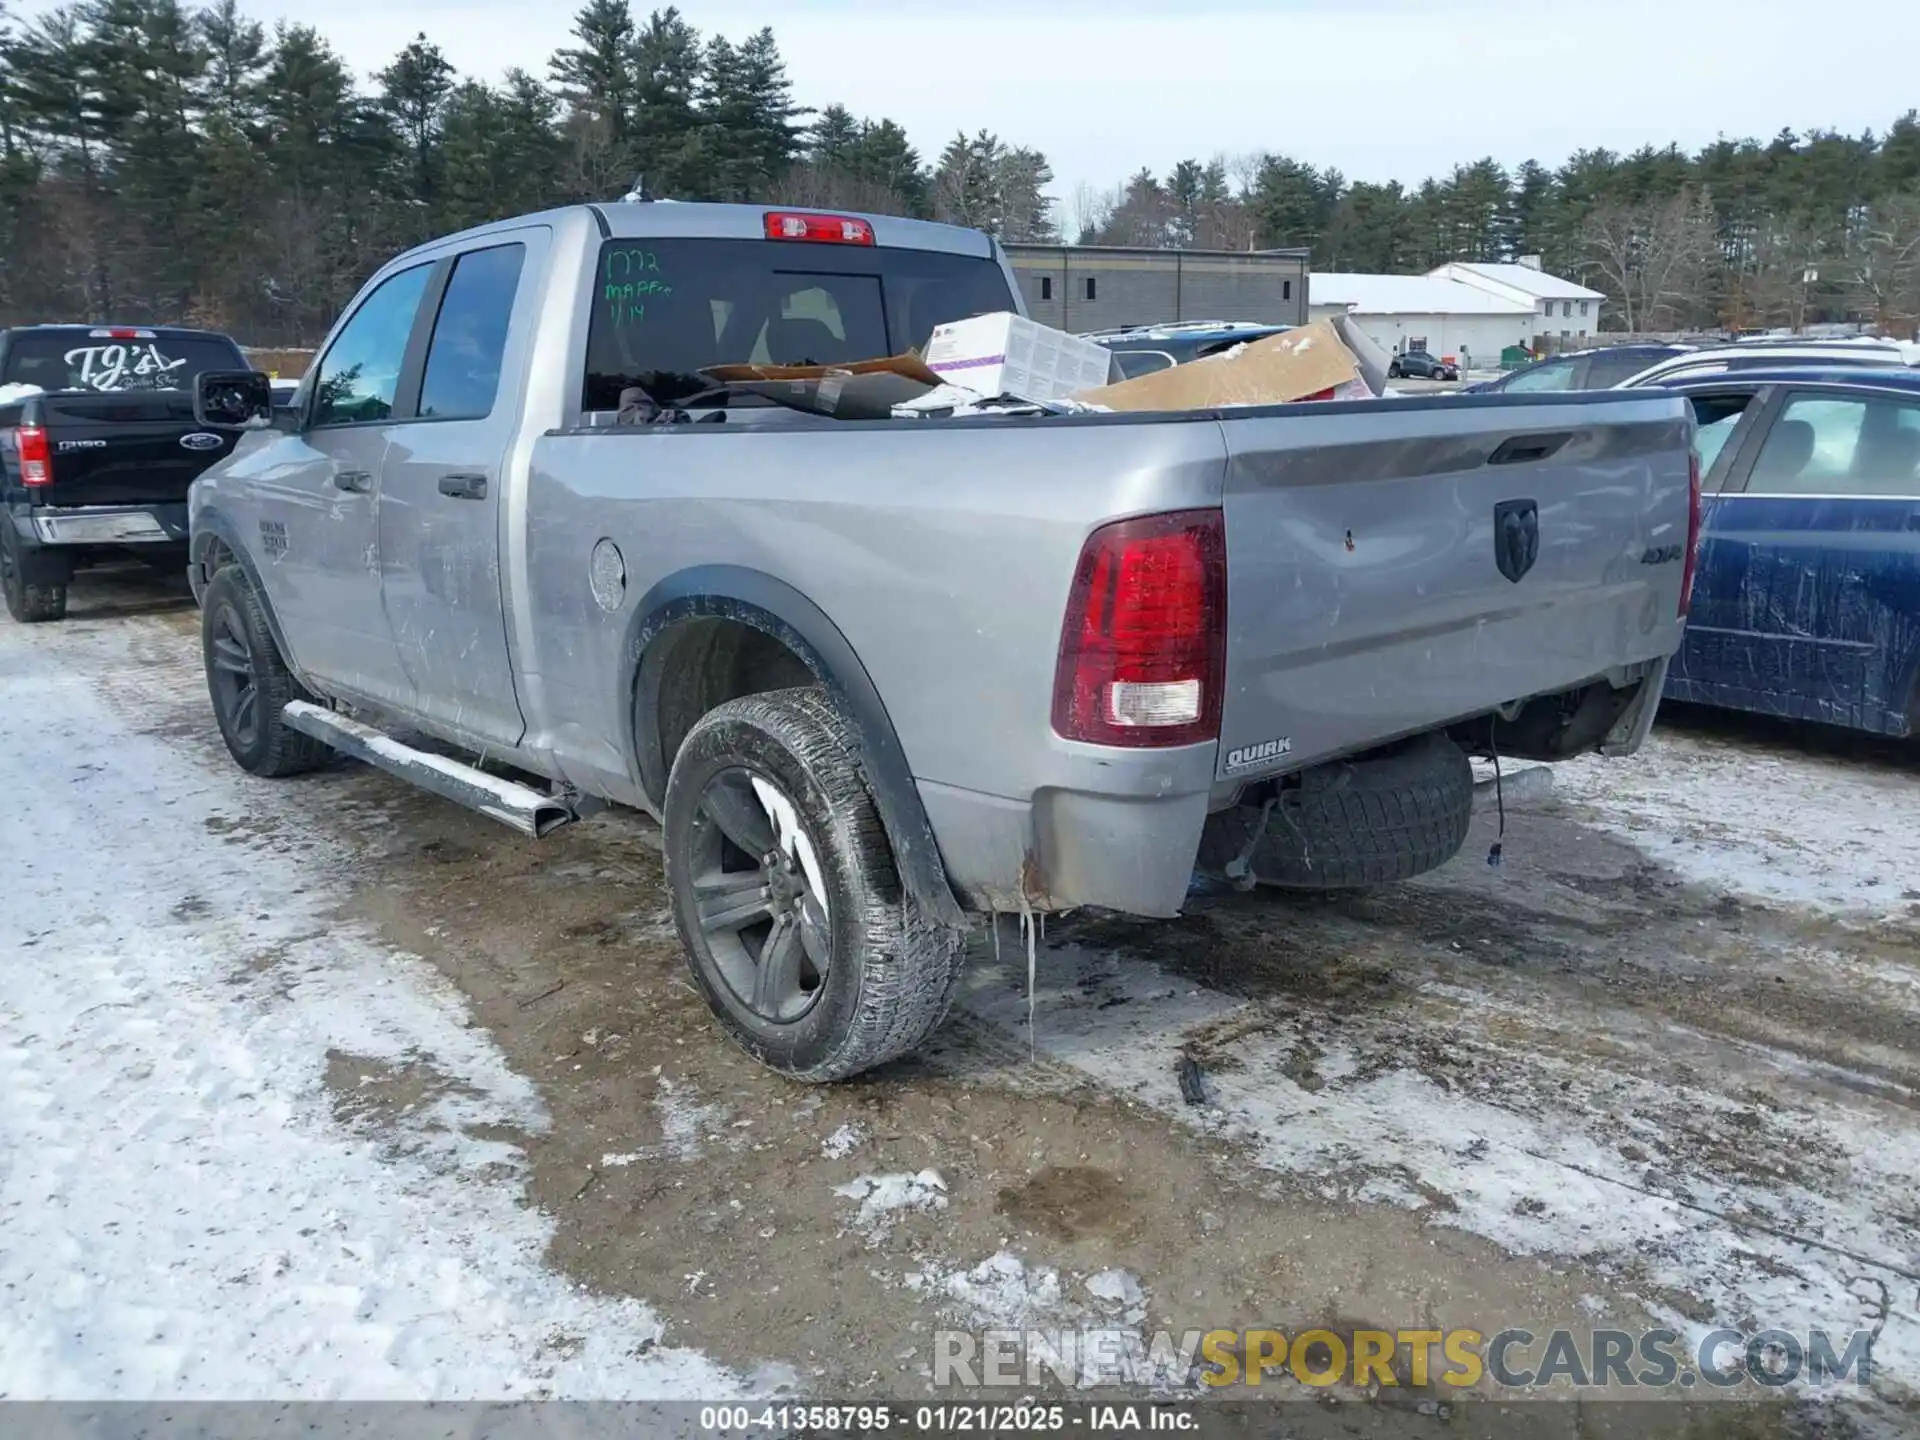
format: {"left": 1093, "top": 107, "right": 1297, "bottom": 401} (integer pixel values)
{"left": 923, "top": 312, "right": 1115, "bottom": 404}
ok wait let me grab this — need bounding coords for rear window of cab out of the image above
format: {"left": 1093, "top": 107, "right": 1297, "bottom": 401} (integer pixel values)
{"left": 580, "top": 238, "right": 1015, "bottom": 411}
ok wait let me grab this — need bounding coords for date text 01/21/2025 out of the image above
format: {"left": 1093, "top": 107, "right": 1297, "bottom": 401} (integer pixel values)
{"left": 697, "top": 1404, "right": 1196, "bottom": 1433}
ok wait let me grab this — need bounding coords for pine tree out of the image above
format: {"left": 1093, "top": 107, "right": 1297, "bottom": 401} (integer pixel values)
{"left": 378, "top": 33, "right": 454, "bottom": 217}
{"left": 630, "top": 6, "right": 700, "bottom": 195}
{"left": 550, "top": 0, "right": 637, "bottom": 194}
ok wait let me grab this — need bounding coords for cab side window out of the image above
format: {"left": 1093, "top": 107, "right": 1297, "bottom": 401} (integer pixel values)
{"left": 312, "top": 264, "right": 433, "bottom": 428}
{"left": 419, "top": 244, "right": 527, "bottom": 421}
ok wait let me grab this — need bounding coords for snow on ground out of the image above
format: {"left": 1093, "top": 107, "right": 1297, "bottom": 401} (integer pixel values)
{"left": 0, "top": 617, "right": 745, "bottom": 1400}
{"left": 1552, "top": 731, "right": 1920, "bottom": 915}
{"left": 959, "top": 731, "right": 1920, "bottom": 1399}
{"left": 833, "top": 1171, "right": 948, "bottom": 1241}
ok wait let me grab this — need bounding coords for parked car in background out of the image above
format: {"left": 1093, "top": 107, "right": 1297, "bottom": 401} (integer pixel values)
{"left": 1, "top": 323, "right": 250, "bottom": 622}
{"left": 1652, "top": 366, "right": 1920, "bottom": 737}
{"left": 1621, "top": 340, "right": 1920, "bottom": 389}
{"left": 1472, "top": 344, "right": 1690, "bottom": 394}
{"left": 1085, "top": 321, "right": 1292, "bottom": 380}
{"left": 1387, "top": 350, "right": 1458, "bottom": 381}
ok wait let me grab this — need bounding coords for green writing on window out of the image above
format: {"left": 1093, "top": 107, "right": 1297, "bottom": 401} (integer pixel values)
{"left": 604, "top": 278, "right": 673, "bottom": 324}
{"left": 604, "top": 248, "right": 663, "bottom": 280}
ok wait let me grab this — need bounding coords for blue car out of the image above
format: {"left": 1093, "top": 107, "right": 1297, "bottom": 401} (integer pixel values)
{"left": 1650, "top": 366, "right": 1920, "bottom": 737}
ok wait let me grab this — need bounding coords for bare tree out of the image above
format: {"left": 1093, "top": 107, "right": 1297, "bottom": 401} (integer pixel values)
{"left": 1851, "top": 192, "right": 1920, "bottom": 335}
{"left": 1580, "top": 187, "right": 1717, "bottom": 331}
{"left": 1067, "top": 180, "right": 1118, "bottom": 245}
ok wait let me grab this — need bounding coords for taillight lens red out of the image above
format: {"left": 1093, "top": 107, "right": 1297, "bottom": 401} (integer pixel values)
{"left": 15, "top": 423, "right": 51, "bottom": 486}
{"left": 1052, "top": 509, "right": 1227, "bottom": 748}
{"left": 763, "top": 211, "right": 875, "bottom": 245}
{"left": 1678, "top": 448, "right": 1701, "bottom": 618}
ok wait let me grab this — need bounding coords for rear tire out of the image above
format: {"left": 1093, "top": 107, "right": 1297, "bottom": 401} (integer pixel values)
{"left": 1, "top": 524, "right": 69, "bottom": 623}
{"left": 201, "top": 564, "right": 330, "bottom": 778}
{"left": 1199, "top": 732, "right": 1474, "bottom": 889}
{"left": 663, "top": 687, "right": 965, "bottom": 1081}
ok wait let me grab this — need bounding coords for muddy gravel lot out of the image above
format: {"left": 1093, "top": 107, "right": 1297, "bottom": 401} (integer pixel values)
{"left": 4, "top": 567, "right": 1918, "bottom": 1435}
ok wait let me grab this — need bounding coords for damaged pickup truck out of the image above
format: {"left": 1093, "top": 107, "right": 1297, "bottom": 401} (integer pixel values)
{"left": 186, "top": 202, "right": 1700, "bottom": 1080}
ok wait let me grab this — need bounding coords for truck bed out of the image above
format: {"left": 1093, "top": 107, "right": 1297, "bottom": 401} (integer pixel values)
{"left": 516, "top": 388, "right": 1692, "bottom": 915}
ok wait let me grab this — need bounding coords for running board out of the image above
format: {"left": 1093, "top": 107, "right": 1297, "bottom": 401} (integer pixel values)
{"left": 283, "top": 701, "right": 578, "bottom": 839}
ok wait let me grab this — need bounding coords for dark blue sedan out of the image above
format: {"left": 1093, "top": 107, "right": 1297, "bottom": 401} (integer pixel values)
{"left": 1650, "top": 366, "right": 1920, "bottom": 737}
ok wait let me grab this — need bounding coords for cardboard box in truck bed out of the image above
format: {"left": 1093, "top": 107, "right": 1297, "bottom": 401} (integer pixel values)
{"left": 1076, "top": 320, "right": 1374, "bottom": 412}
{"left": 924, "top": 313, "right": 1116, "bottom": 404}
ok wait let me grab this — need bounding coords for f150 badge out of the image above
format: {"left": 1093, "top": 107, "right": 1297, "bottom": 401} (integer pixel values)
{"left": 1225, "top": 736, "right": 1293, "bottom": 774}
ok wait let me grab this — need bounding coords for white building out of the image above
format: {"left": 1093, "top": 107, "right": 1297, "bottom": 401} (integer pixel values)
{"left": 1429, "top": 259, "right": 1607, "bottom": 346}
{"left": 1307, "top": 273, "right": 1536, "bottom": 368}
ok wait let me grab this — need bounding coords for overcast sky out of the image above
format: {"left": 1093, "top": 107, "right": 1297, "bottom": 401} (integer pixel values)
{"left": 17, "top": 0, "right": 1916, "bottom": 204}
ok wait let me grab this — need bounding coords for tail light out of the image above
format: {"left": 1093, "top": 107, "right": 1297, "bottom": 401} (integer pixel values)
{"left": 14, "top": 423, "right": 51, "bottom": 486}
{"left": 1678, "top": 448, "right": 1701, "bottom": 618}
{"left": 1052, "top": 509, "right": 1227, "bottom": 748}
{"left": 763, "top": 211, "right": 875, "bottom": 245}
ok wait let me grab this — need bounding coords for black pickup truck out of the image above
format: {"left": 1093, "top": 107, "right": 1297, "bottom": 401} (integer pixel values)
{"left": 1, "top": 324, "right": 250, "bottom": 621}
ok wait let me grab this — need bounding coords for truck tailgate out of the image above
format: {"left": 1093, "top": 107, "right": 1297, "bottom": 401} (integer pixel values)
{"left": 28, "top": 391, "right": 233, "bottom": 507}
{"left": 1216, "top": 392, "right": 1693, "bottom": 779}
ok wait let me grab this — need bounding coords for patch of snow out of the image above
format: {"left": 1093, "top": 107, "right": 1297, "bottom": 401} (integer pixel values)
{"left": 820, "top": 1122, "right": 866, "bottom": 1160}
{"left": 0, "top": 619, "right": 743, "bottom": 1400}
{"left": 832, "top": 1170, "right": 947, "bottom": 1239}
{"left": 1083, "top": 1269, "right": 1145, "bottom": 1314}
{"left": 906, "top": 1254, "right": 1172, "bottom": 1390}
{"left": 1552, "top": 735, "right": 1920, "bottom": 915}
{"left": 913, "top": 1252, "right": 1066, "bottom": 1331}
{"left": 0, "top": 382, "right": 45, "bottom": 405}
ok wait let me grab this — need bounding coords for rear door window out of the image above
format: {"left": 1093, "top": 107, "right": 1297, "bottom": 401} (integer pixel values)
{"left": 581, "top": 237, "right": 1015, "bottom": 410}
{"left": 1746, "top": 393, "right": 1920, "bottom": 496}
{"left": 419, "top": 243, "right": 527, "bottom": 421}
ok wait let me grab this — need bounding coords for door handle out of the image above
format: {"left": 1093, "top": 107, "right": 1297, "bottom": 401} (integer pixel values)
{"left": 333, "top": 469, "right": 371, "bottom": 493}
{"left": 438, "top": 472, "right": 488, "bottom": 500}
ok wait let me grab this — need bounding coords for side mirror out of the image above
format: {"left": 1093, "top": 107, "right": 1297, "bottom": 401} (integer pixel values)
{"left": 195, "top": 369, "right": 275, "bottom": 429}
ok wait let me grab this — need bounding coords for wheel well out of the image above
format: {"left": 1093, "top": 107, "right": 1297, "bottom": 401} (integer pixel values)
{"left": 639, "top": 616, "right": 818, "bottom": 793}
{"left": 197, "top": 532, "right": 236, "bottom": 577}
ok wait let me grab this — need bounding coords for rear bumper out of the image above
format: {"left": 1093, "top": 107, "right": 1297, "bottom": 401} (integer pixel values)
{"left": 17, "top": 502, "right": 189, "bottom": 546}
{"left": 917, "top": 742, "right": 1219, "bottom": 920}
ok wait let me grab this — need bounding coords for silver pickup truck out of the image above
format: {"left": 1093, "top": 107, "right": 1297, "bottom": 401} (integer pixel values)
{"left": 187, "top": 201, "right": 1699, "bottom": 1080}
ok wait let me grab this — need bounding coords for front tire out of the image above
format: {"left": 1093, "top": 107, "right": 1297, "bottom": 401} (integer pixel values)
{"left": 663, "top": 687, "right": 965, "bottom": 1081}
{"left": 201, "top": 565, "right": 330, "bottom": 777}
{"left": 1, "top": 524, "right": 69, "bottom": 623}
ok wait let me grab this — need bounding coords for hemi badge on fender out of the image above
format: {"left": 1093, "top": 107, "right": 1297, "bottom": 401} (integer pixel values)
{"left": 1225, "top": 737, "right": 1293, "bottom": 774}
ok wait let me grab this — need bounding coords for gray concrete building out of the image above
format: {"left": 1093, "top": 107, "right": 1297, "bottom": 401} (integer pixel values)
{"left": 1003, "top": 245, "right": 1311, "bottom": 334}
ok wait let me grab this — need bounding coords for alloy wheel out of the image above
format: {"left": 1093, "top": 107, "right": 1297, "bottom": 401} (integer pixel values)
{"left": 686, "top": 766, "right": 832, "bottom": 1023}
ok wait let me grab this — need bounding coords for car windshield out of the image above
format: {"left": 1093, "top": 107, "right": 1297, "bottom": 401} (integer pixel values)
{"left": 2, "top": 332, "right": 242, "bottom": 392}
{"left": 581, "top": 237, "right": 1016, "bottom": 410}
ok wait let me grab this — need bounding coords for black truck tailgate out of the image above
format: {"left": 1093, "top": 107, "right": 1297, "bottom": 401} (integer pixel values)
{"left": 24, "top": 390, "right": 235, "bottom": 507}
